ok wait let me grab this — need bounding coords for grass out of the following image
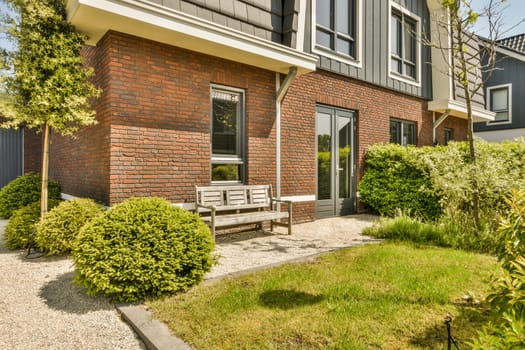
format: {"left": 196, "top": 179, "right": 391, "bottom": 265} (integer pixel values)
{"left": 148, "top": 243, "right": 500, "bottom": 349}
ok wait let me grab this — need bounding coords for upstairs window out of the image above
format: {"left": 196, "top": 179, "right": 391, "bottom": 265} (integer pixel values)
{"left": 487, "top": 84, "right": 511, "bottom": 123}
{"left": 390, "top": 5, "right": 420, "bottom": 83}
{"left": 315, "top": 0, "right": 358, "bottom": 60}
{"left": 390, "top": 118, "right": 416, "bottom": 146}
{"left": 211, "top": 86, "right": 245, "bottom": 183}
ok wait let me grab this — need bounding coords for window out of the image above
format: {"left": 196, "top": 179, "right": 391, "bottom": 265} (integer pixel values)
{"left": 390, "top": 119, "right": 416, "bottom": 146}
{"left": 390, "top": 5, "right": 420, "bottom": 82}
{"left": 444, "top": 128, "right": 453, "bottom": 145}
{"left": 487, "top": 84, "right": 511, "bottom": 123}
{"left": 211, "top": 86, "right": 245, "bottom": 183}
{"left": 315, "top": 0, "right": 358, "bottom": 60}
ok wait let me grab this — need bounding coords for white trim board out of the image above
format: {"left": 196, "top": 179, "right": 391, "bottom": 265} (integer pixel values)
{"left": 66, "top": 0, "right": 317, "bottom": 75}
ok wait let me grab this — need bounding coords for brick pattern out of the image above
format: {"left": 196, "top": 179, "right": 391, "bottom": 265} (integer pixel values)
{"left": 280, "top": 70, "right": 465, "bottom": 214}
{"left": 47, "top": 44, "right": 112, "bottom": 204}
{"left": 100, "top": 32, "right": 276, "bottom": 205}
{"left": 41, "top": 31, "right": 467, "bottom": 223}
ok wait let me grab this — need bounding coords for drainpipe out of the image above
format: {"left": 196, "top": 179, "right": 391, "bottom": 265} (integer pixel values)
{"left": 275, "top": 67, "right": 298, "bottom": 201}
{"left": 433, "top": 109, "right": 450, "bottom": 144}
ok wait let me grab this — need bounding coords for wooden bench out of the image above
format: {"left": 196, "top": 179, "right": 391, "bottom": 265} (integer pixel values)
{"left": 195, "top": 185, "right": 292, "bottom": 239}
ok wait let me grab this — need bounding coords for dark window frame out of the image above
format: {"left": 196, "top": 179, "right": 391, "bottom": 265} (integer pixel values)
{"left": 444, "top": 128, "right": 453, "bottom": 145}
{"left": 390, "top": 118, "right": 417, "bottom": 146}
{"left": 315, "top": 0, "right": 358, "bottom": 60}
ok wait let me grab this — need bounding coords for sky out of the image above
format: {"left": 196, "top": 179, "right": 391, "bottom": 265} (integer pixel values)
{"left": 472, "top": 0, "right": 525, "bottom": 38}
{"left": 0, "top": 0, "right": 523, "bottom": 52}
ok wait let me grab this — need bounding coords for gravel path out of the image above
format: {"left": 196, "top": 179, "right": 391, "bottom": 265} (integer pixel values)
{"left": 0, "top": 214, "right": 378, "bottom": 349}
{"left": 207, "top": 214, "right": 379, "bottom": 279}
{"left": 0, "top": 219, "right": 145, "bottom": 350}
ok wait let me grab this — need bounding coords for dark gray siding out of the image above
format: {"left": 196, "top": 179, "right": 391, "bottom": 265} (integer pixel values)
{"left": 0, "top": 128, "right": 23, "bottom": 189}
{"left": 151, "top": 0, "right": 298, "bottom": 46}
{"left": 305, "top": 0, "right": 432, "bottom": 99}
{"left": 474, "top": 52, "right": 525, "bottom": 131}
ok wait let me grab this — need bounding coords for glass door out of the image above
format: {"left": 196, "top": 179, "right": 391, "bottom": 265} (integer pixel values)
{"left": 316, "top": 106, "right": 356, "bottom": 218}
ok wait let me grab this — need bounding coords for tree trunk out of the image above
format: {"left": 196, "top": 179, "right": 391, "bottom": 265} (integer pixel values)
{"left": 40, "top": 123, "right": 50, "bottom": 223}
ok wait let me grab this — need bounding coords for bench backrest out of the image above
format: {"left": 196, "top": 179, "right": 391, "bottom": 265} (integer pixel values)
{"left": 195, "top": 185, "right": 273, "bottom": 212}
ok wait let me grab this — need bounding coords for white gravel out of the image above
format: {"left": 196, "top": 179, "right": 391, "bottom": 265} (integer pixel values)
{"left": 0, "top": 214, "right": 379, "bottom": 350}
{"left": 207, "top": 214, "right": 379, "bottom": 279}
{"left": 0, "top": 219, "right": 145, "bottom": 350}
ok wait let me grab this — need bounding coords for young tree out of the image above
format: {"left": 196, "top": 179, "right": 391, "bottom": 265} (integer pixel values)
{"left": 0, "top": 0, "right": 100, "bottom": 221}
{"left": 425, "top": 0, "right": 507, "bottom": 231}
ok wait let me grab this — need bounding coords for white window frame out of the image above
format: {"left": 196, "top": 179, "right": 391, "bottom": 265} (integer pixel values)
{"left": 312, "top": 0, "right": 363, "bottom": 68}
{"left": 486, "top": 83, "right": 512, "bottom": 125}
{"left": 388, "top": 1, "right": 421, "bottom": 87}
{"left": 210, "top": 84, "right": 246, "bottom": 184}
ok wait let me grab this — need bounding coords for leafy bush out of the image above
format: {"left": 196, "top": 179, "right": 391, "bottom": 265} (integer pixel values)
{"left": 471, "top": 186, "right": 525, "bottom": 349}
{"left": 358, "top": 144, "right": 441, "bottom": 220}
{"left": 72, "top": 197, "right": 215, "bottom": 302}
{"left": 5, "top": 199, "right": 61, "bottom": 249}
{"left": 34, "top": 198, "right": 105, "bottom": 255}
{"left": 422, "top": 139, "right": 525, "bottom": 235}
{"left": 359, "top": 139, "right": 525, "bottom": 241}
{"left": 0, "top": 173, "right": 61, "bottom": 218}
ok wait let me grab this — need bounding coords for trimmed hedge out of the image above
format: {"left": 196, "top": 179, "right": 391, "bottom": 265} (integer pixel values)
{"left": 358, "top": 144, "right": 441, "bottom": 221}
{"left": 72, "top": 197, "right": 215, "bottom": 302}
{"left": 5, "top": 199, "right": 62, "bottom": 250}
{"left": 35, "top": 198, "right": 105, "bottom": 255}
{"left": 0, "top": 173, "right": 61, "bottom": 218}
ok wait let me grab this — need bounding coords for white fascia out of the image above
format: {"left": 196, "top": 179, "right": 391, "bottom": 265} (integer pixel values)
{"left": 428, "top": 99, "right": 495, "bottom": 122}
{"left": 66, "top": 0, "right": 317, "bottom": 75}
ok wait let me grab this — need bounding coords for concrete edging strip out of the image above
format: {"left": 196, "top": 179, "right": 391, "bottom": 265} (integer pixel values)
{"left": 116, "top": 304, "right": 191, "bottom": 350}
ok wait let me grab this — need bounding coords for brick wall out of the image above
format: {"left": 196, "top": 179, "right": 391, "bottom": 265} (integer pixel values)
{"left": 280, "top": 69, "right": 467, "bottom": 216}
{"left": 48, "top": 43, "right": 112, "bottom": 204}
{"left": 99, "top": 32, "right": 277, "bottom": 205}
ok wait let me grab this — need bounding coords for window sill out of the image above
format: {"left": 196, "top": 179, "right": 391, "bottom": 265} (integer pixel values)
{"left": 313, "top": 47, "right": 362, "bottom": 69}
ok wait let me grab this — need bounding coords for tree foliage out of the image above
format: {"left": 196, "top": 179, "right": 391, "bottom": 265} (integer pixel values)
{"left": 0, "top": 0, "right": 100, "bottom": 220}
{"left": 0, "top": 0, "right": 99, "bottom": 133}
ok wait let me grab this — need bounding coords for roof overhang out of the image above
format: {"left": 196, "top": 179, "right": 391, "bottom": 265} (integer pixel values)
{"left": 66, "top": 0, "right": 318, "bottom": 75}
{"left": 428, "top": 99, "right": 495, "bottom": 122}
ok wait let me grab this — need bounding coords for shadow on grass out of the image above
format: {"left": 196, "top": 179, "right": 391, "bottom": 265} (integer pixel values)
{"left": 409, "top": 302, "right": 492, "bottom": 349}
{"left": 259, "top": 289, "right": 324, "bottom": 310}
{"left": 39, "top": 271, "right": 114, "bottom": 314}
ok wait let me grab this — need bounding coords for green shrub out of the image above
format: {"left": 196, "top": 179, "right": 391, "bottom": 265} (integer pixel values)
{"left": 358, "top": 144, "right": 441, "bottom": 221}
{"left": 5, "top": 199, "right": 61, "bottom": 249}
{"left": 0, "top": 173, "right": 61, "bottom": 218}
{"left": 34, "top": 198, "right": 105, "bottom": 255}
{"left": 422, "top": 139, "right": 525, "bottom": 235}
{"left": 471, "top": 186, "right": 525, "bottom": 349}
{"left": 363, "top": 214, "right": 449, "bottom": 247}
{"left": 72, "top": 197, "right": 215, "bottom": 302}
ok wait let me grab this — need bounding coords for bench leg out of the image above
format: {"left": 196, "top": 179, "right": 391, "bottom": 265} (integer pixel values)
{"left": 288, "top": 203, "right": 293, "bottom": 235}
{"left": 270, "top": 220, "right": 274, "bottom": 232}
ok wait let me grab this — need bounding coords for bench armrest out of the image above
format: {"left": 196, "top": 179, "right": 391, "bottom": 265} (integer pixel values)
{"left": 271, "top": 198, "right": 292, "bottom": 205}
{"left": 195, "top": 203, "right": 216, "bottom": 213}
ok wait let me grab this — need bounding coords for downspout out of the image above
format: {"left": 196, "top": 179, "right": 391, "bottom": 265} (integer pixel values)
{"left": 275, "top": 67, "right": 298, "bottom": 201}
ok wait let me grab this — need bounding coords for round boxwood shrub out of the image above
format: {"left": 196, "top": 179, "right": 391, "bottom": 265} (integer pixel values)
{"left": 5, "top": 199, "right": 62, "bottom": 250}
{"left": 72, "top": 197, "right": 215, "bottom": 302}
{"left": 0, "top": 173, "right": 61, "bottom": 218}
{"left": 34, "top": 198, "right": 105, "bottom": 255}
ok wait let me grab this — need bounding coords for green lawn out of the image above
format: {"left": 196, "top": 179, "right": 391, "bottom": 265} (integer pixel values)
{"left": 148, "top": 243, "right": 499, "bottom": 349}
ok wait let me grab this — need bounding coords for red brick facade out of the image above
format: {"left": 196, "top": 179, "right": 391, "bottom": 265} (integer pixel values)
{"left": 24, "top": 31, "right": 467, "bottom": 222}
